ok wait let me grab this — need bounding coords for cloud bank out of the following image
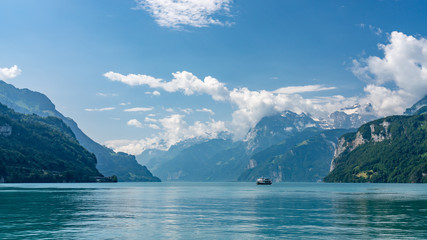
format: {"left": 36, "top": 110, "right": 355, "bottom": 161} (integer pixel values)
{"left": 105, "top": 31, "right": 427, "bottom": 155}
{"left": 134, "top": 0, "right": 233, "bottom": 29}
{"left": 106, "top": 114, "right": 227, "bottom": 155}
{"left": 0, "top": 65, "right": 22, "bottom": 80}
{"left": 353, "top": 31, "right": 427, "bottom": 116}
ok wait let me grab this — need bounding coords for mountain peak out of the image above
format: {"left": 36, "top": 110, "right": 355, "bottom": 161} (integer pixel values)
{"left": 404, "top": 95, "right": 427, "bottom": 115}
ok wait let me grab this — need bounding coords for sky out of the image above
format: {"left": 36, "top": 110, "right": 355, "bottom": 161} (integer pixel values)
{"left": 0, "top": 0, "right": 426, "bottom": 155}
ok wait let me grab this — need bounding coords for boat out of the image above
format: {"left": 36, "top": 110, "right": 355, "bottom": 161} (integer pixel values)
{"left": 256, "top": 177, "right": 272, "bottom": 185}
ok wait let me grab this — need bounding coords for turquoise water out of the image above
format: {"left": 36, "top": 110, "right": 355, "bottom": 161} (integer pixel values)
{"left": 0, "top": 182, "right": 426, "bottom": 239}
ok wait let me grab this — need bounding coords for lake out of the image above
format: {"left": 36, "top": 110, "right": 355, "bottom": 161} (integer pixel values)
{"left": 0, "top": 182, "right": 426, "bottom": 239}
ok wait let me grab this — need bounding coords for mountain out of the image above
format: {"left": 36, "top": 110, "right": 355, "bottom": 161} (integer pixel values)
{"left": 324, "top": 113, "right": 427, "bottom": 183}
{"left": 150, "top": 138, "right": 240, "bottom": 181}
{"left": 142, "top": 110, "right": 362, "bottom": 182}
{"left": 405, "top": 95, "right": 427, "bottom": 115}
{"left": 238, "top": 128, "right": 353, "bottom": 182}
{"left": 0, "top": 103, "right": 103, "bottom": 183}
{"left": 0, "top": 80, "right": 160, "bottom": 182}
{"left": 322, "top": 103, "right": 377, "bottom": 129}
{"left": 244, "top": 111, "right": 321, "bottom": 153}
{"left": 138, "top": 137, "right": 207, "bottom": 172}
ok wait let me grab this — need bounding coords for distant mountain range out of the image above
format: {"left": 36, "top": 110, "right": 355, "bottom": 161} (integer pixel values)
{"left": 140, "top": 96, "right": 427, "bottom": 183}
{"left": 0, "top": 80, "right": 160, "bottom": 182}
{"left": 141, "top": 106, "right": 375, "bottom": 182}
{"left": 0, "top": 103, "right": 103, "bottom": 183}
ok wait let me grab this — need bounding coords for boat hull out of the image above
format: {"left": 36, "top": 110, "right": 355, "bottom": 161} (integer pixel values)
{"left": 256, "top": 182, "right": 272, "bottom": 185}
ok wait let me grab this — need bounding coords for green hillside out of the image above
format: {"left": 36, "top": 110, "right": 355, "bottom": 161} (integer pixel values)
{"left": 324, "top": 114, "right": 427, "bottom": 183}
{"left": 0, "top": 80, "right": 160, "bottom": 182}
{"left": 0, "top": 104, "right": 103, "bottom": 183}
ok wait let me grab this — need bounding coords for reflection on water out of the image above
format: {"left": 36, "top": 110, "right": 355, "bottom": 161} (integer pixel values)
{"left": 0, "top": 183, "right": 426, "bottom": 239}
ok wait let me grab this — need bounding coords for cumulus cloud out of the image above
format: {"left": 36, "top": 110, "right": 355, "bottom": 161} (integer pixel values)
{"left": 134, "top": 0, "right": 233, "bottom": 29}
{"left": 105, "top": 71, "right": 229, "bottom": 101}
{"left": 127, "top": 119, "right": 143, "bottom": 128}
{"left": 85, "top": 107, "right": 115, "bottom": 112}
{"left": 106, "top": 114, "right": 227, "bottom": 155}
{"left": 105, "top": 70, "right": 337, "bottom": 141}
{"left": 353, "top": 31, "right": 427, "bottom": 116}
{"left": 228, "top": 88, "right": 324, "bottom": 139}
{"left": 0, "top": 65, "right": 22, "bottom": 80}
{"left": 124, "top": 107, "right": 154, "bottom": 112}
{"left": 105, "top": 31, "right": 427, "bottom": 154}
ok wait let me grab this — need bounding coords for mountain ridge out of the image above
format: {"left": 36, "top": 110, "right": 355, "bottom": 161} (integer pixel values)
{"left": 0, "top": 80, "right": 160, "bottom": 182}
{"left": 0, "top": 103, "right": 103, "bottom": 183}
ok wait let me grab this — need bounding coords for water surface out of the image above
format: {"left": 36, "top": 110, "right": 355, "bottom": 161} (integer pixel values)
{"left": 1, "top": 182, "right": 426, "bottom": 239}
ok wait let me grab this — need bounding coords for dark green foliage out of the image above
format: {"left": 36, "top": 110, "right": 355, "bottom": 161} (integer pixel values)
{"left": 324, "top": 114, "right": 427, "bottom": 183}
{"left": 0, "top": 80, "right": 160, "bottom": 182}
{"left": 0, "top": 104, "right": 102, "bottom": 183}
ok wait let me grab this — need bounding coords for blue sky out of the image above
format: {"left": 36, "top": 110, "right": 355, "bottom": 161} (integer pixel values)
{"left": 1, "top": 0, "right": 426, "bottom": 155}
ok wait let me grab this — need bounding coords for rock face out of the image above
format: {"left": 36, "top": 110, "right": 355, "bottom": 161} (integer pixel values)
{"left": 244, "top": 111, "right": 321, "bottom": 154}
{"left": 0, "top": 80, "right": 160, "bottom": 182}
{"left": 0, "top": 103, "right": 103, "bottom": 183}
{"left": 239, "top": 128, "right": 353, "bottom": 182}
{"left": 325, "top": 114, "right": 427, "bottom": 183}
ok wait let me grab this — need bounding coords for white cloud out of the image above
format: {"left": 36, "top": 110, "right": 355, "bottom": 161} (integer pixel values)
{"left": 228, "top": 88, "right": 324, "bottom": 139}
{"left": 134, "top": 0, "right": 233, "bottom": 29}
{"left": 106, "top": 114, "right": 227, "bottom": 155}
{"left": 273, "top": 85, "right": 336, "bottom": 94}
{"left": 180, "top": 108, "right": 193, "bottom": 114}
{"left": 124, "top": 107, "right": 154, "bottom": 112}
{"left": 196, "top": 108, "right": 215, "bottom": 115}
{"left": 105, "top": 31, "right": 427, "bottom": 153}
{"left": 127, "top": 119, "right": 143, "bottom": 128}
{"left": 85, "top": 107, "right": 115, "bottom": 112}
{"left": 120, "top": 102, "right": 131, "bottom": 106}
{"left": 105, "top": 70, "right": 333, "bottom": 140}
{"left": 358, "top": 23, "right": 383, "bottom": 36}
{"left": 353, "top": 31, "right": 427, "bottom": 116}
{"left": 369, "top": 25, "right": 383, "bottom": 36}
{"left": 145, "top": 117, "right": 158, "bottom": 122}
{"left": 96, "top": 92, "right": 118, "bottom": 97}
{"left": 0, "top": 65, "right": 22, "bottom": 80}
{"left": 148, "top": 124, "right": 160, "bottom": 129}
{"left": 105, "top": 71, "right": 163, "bottom": 86}
{"left": 105, "top": 71, "right": 229, "bottom": 101}
{"left": 145, "top": 90, "right": 161, "bottom": 96}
